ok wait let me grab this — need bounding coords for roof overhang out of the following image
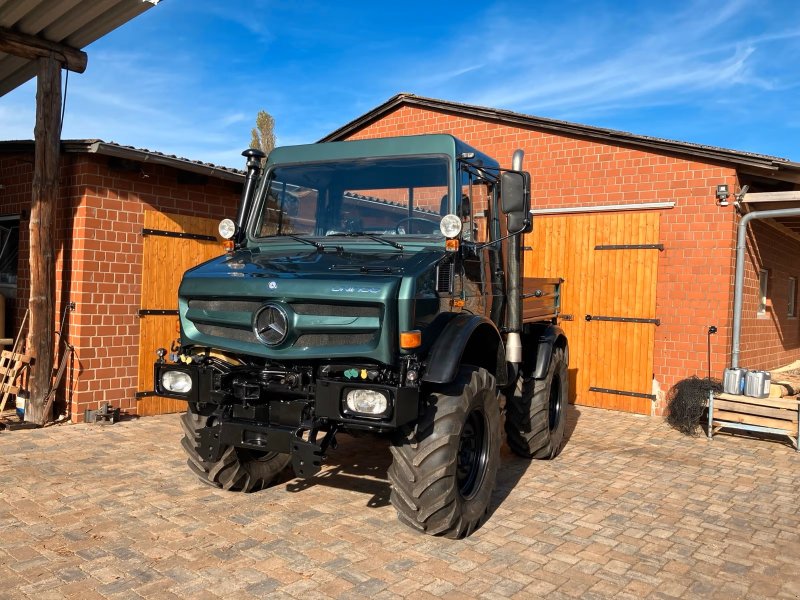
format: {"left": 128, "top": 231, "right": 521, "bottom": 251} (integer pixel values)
{"left": 741, "top": 191, "right": 800, "bottom": 242}
{"left": 0, "top": 139, "right": 245, "bottom": 183}
{"left": 321, "top": 93, "right": 800, "bottom": 183}
{"left": 0, "top": 0, "right": 160, "bottom": 97}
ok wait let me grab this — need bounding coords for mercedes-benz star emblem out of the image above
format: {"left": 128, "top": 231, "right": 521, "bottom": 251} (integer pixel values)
{"left": 253, "top": 303, "right": 289, "bottom": 346}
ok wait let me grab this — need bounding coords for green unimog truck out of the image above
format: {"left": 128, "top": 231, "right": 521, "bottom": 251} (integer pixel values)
{"left": 154, "top": 134, "right": 568, "bottom": 538}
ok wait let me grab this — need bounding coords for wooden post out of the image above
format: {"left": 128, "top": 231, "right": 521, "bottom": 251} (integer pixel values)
{"left": 25, "top": 55, "right": 61, "bottom": 424}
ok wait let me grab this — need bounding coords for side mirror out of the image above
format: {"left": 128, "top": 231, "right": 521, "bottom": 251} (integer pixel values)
{"left": 500, "top": 171, "right": 532, "bottom": 233}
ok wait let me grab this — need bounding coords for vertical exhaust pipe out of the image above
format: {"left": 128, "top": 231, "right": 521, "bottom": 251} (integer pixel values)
{"left": 506, "top": 150, "right": 525, "bottom": 364}
{"left": 235, "top": 148, "right": 266, "bottom": 247}
{"left": 511, "top": 149, "right": 524, "bottom": 172}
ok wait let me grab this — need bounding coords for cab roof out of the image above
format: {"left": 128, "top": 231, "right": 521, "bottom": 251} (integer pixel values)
{"left": 267, "top": 133, "right": 500, "bottom": 170}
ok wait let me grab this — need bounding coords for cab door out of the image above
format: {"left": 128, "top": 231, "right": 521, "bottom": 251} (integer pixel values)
{"left": 458, "top": 170, "right": 500, "bottom": 322}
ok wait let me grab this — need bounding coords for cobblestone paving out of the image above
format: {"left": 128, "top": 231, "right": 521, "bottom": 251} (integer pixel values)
{"left": 0, "top": 405, "right": 798, "bottom": 599}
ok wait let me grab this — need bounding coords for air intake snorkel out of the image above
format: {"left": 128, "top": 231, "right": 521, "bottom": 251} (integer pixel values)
{"left": 234, "top": 148, "right": 266, "bottom": 248}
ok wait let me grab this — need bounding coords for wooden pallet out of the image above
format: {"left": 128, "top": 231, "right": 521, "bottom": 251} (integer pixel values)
{"left": 0, "top": 350, "right": 32, "bottom": 413}
{"left": 707, "top": 392, "right": 800, "bottom": 451}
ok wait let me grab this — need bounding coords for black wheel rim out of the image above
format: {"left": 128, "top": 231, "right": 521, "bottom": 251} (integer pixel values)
{"left": 549, "top": 375, "right": 562, "bottom": 432}
{"left": 456, "top": 408, "right": 489, "bottom": 499}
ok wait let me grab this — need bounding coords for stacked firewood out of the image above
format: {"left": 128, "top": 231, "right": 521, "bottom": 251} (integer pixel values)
{"left": 771, "top": 368, "right": 800, "bottom": 398}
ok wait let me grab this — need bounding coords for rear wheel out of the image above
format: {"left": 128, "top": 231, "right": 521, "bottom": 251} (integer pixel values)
{"left": 388, "top": 367, "right": 501, "bottom": 538}
{"left": 180, "top": 404, "right": 291, "bottom": 492}
{"left": 505, "top": 345, "right": 568, "bottom": 459}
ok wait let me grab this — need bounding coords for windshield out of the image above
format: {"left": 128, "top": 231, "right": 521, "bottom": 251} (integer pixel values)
{"left": 253, "top": 155, "right": 450, "bottom": 240}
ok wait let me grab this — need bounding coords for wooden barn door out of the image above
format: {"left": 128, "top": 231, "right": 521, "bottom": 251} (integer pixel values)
{"left": 137, "top": 210, "right": 225, "bottom": 416}
{"left": 525, "top": 211, "right": 662, "bottom": 414}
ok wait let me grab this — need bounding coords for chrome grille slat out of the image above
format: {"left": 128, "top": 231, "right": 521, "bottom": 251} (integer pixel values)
{"left": 290, "top": 303, "right": 380, "bottom": 318}
{"left": 188, "top": 299, "right": 263, "bottom": 313}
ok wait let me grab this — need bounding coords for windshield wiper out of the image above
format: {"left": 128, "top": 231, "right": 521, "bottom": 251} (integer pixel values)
{"left": 278, "top": 234, "right": 342, "bottom": 253}
{"left": 284, "top": 234, "right": 323, "bottom": 251}
{"left": 327, "top": 232, "right": 403, "bottom": 251}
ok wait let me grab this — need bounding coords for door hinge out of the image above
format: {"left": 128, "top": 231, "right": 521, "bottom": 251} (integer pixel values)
{"left": 585, "top": 314, "right": 660, "bottom": 326}
{"left": 589, "top": 386, "right": 656, "bottom": 401}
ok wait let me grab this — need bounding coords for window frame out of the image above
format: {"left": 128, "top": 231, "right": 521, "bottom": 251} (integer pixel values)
{"left": 757, "top": 268, "right": 769, "bottom": 315}
{"left": 789, "top": 276, "right": 798, "bottom": 318}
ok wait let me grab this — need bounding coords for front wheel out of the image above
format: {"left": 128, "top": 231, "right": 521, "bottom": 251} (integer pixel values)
{"left": 388, "top": 367, "right": 501, "bottom": 538}
{"left": 180, "top": 404, "right": 291, "bottom": 492}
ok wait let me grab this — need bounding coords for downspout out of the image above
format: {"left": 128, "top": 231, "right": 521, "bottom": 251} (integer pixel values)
{"left": 731, "top": 206, "right": 800, "bottom": 367}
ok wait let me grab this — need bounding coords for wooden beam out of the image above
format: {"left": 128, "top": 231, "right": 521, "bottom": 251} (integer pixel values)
{"left": 761, "top": 218, "right": 800, "bottom": 245}
{"left": 25, "top": 56, "right": 61, "bottom": 425}
{"left": 0, "top": 26, "right": 87, "bottom": 73}
{"left": 742, "top": 191, "right": 800, "bottom": 204}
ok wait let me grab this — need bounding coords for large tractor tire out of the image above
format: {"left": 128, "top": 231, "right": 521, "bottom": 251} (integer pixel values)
{"left": 180, "top": 404, "right": 291, "bottom": 492}
{"left": 388, "top": 367, "right": 501, "bottom": 538}
{"left": 505, "top": 345, "right": 568, "bottom": 459}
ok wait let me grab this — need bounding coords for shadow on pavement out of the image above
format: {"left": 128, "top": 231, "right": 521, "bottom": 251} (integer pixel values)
{"left": 282, "top": 405, "right": 583, "bottom": 521}
{"left": 283, "top": 433, "right": 393, "bottom": 508}
{"left": 488, "top": 405, "right": 581, "bottom": 517}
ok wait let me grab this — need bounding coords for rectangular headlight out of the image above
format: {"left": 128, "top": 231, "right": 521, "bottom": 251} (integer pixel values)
{"left": 345, "top": 389, "right": 389, "bottom": 416}
{"left": 161, "top": 370, "right": 193, "bottom": 394}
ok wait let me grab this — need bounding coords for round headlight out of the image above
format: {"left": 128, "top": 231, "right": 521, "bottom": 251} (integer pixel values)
{"left": 218, "top": 218, "right": 237, "bottom": 240}
{"left": 439, "top": 214, "right": 462, "bottom": 238}
{"left": 161, "top": 370, "right": 192, "bottom": 394}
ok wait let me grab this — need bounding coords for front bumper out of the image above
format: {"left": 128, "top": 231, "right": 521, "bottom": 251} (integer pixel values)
{"left": 154, "top": 359, "right": 422, "bottom": 478}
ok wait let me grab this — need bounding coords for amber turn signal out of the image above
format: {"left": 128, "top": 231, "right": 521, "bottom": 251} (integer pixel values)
{"left": 399, "top": 330, "right": 422, "bottom": 349}
{"left": 445, "top": 239, "right": 459, "bottom": 252}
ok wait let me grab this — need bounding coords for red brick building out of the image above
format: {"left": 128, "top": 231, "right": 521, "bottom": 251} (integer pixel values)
{"left": 2, "top": 95, "right": 799, "bottom": 421}
{"left": 322, "top": 94, "right": 800, "bottom": 414}
{"left": 0, "top": 140, "right": 242, "bottom": 421}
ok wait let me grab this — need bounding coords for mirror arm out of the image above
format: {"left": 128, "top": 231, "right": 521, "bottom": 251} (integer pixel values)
{"left": 474, "top": 219, "right": 530, "bottom": 250}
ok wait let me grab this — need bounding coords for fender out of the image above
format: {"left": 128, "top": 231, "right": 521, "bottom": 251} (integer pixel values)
{"left": 422, "top": 314, "right": 505, "bottom": 385}
{"left": 528, "top": 323, "right": 568, "bottom": 380}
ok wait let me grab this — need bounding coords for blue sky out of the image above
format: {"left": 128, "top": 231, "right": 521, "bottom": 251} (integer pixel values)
{"left": 1, "top": 0, "right": 799, "bottom": 168}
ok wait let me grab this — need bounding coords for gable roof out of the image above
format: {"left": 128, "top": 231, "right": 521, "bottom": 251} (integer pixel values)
{"left": 320, "top": 93, "right": 800, "bottom": 181}
{"left": 0, "top": 139, "right": 245, "bottom": 182}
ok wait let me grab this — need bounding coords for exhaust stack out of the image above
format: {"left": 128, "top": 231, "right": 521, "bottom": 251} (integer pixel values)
{"left": 506, "top": 149, "right": 525, "bottom": 364}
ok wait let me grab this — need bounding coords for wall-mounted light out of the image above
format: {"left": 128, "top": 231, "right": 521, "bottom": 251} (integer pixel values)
{"left": 716, "top": 184, "right": 730, "bottom": 206}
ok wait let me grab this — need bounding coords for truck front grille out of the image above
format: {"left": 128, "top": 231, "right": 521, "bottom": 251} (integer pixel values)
{"left": 186, "top": 299, "right": 382, "bottom": 351}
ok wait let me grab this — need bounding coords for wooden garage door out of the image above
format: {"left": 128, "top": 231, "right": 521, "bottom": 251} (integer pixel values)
{"left": 524, "top": 211, "right": 661, "bottom": 414}
{"left": 137, "top": 210, "right": 226, "bottom": 416}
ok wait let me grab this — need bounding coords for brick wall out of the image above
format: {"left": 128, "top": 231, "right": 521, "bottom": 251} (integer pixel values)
{"left": 739, "top": 220, "right": 800, "bottom": 369}
{"left": 1, "top": 153, "right": 83, "bottom": 417}
{"left": 344, "top": 105, "right": 746, "bottom": 409}
{"left": 1, "top": 151, "right": 240, "bottom": 422}
{"left": 0, "top": 153, "right": 33, "bottom": 336}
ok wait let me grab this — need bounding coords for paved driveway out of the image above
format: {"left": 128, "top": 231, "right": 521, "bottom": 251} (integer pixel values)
{"left": 0, "top": 405, "right": 798, "bottom": 599}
